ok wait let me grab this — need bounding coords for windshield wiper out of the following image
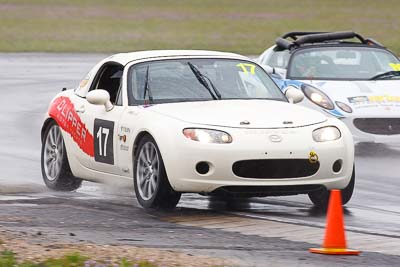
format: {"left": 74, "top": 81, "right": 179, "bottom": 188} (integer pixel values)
{"left": 143, "top": 65, "right": 153, "bottom": 103}
{"left": 369, "top": 70, "right": 400, "bottom": 80}
{"left": 187, "top": 62, "right": 221, "bottom": 100}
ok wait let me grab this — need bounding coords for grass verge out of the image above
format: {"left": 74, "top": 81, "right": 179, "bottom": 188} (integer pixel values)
{"left": 0, "top": 0, "right": 399, "bottom": 54}
{"left": 0, "top": 250, "right": 159, "bottom": 267}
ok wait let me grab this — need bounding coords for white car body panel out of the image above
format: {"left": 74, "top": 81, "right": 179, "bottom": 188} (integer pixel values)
{"left": 145, "top": 100, "right": 327, "bottom": 128}
{"left": 42, "top": 50, "right": 354, "bottom": 195}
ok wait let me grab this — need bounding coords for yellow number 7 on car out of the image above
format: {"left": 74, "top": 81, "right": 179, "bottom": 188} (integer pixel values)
{"left": 237, "top": 63, "right": 256, "bottom": 74}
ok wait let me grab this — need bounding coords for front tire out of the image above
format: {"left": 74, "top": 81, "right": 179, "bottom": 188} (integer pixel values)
{"left": 133, "top": 135, "right": 181, "bottom": 209}
{"left": 308, "top": 166, "right": 355, "bottom": 208}
{"left": 41, "top": 121, "right": 82, "bottom": 191}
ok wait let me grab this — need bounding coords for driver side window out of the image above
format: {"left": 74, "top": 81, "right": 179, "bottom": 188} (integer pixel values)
{"left": 90, "top": 63, "right": 124, "bottom": 105}
{"left": 266, "top": 50, "right": 290, "bottom": 69}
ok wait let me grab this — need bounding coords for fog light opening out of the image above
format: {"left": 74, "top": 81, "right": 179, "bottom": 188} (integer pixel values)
{"left": 332, "top": 159, "right": 343, "bottom": 173}
{"left": 196, "top": 161, "right": 210, "bottom": 175}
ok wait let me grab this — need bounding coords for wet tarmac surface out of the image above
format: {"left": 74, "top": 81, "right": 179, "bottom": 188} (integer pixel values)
{"left": 0, "top": 53, "right": 400, "bottom": 266}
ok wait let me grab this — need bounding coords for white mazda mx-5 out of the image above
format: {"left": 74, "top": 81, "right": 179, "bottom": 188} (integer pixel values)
{"left": 41, "top": 50, "right": 354, "bottom": 209}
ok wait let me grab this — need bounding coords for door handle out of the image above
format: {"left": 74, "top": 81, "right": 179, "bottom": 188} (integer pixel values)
{"left": 75, "top": 105, "right": 85, "bottom": 113}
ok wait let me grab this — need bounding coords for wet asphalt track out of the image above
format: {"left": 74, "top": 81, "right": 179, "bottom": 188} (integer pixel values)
{"left": 0, "top": 53, "right": 400, "bottom": 266}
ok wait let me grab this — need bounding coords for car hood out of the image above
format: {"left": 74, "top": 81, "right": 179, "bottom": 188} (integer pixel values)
{"left": 145, "top": 100, "right": 327, "bottom": 128}
{"left": 304, "top": 80, "right": 400, "bottom": 115}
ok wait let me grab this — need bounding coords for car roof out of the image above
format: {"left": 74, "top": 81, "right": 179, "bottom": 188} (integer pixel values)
{"left": 105, "top": 50, "right": 248, "bottom": 66}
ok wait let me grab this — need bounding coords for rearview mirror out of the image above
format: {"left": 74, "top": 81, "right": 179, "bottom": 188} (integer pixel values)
{"left": 86, "top": 89, "right": 113, "bottom": 111}
{"left": 261, "top": 64, "right": 274, "bottom": 74}
{"left": 284, "top": 86, "right": 304, "bottom": 104}
{"left": 262, "top": 65, "right": 286, "bottom": 79}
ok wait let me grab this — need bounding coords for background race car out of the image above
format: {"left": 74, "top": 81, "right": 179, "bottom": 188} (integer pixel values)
{"left": 257, "top": 31, "right": 400, "bottom": 144}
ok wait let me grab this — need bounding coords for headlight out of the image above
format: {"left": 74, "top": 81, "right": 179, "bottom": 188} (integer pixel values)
{"left": 183, "top": 128, "right": 232, "bottom": 144}
{"left": 301, "top": 84, "right": 334, "bottom": 110}
{"left": 313, "top": 126, "right": 341, "bottom": 142}
{"left": 335, "top": 101, "right": 353, "bottom": 113}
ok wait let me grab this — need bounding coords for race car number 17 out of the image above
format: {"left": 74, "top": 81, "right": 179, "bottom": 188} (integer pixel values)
{"left": 94, "top": 119, "right": 114, "bottom": 165}
{"left": 389, "top": 63, "right": 400, "bottom": 71}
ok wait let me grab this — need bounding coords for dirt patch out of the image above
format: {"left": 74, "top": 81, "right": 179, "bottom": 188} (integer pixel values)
{"left": 0, "top": 228, "right": 234, "bottom": 266}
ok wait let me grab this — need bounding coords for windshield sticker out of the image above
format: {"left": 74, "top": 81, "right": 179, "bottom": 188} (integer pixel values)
{"left": 79, "top": 72, "right": 91, "bottom": 88}
{"left": 79, "top": 79, "right": 89, "bottom": 88}
{"left": 237, "top": 63, "right": 256, "bottom": 74}
{"left": 348, "top": 95, "right": 400, "bottom": 105}
{"left": 389, "top": 63, "right": 400, "bottom": 71}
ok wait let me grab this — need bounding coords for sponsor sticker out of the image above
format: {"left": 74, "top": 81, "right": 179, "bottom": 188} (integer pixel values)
{"left": 49, "top": 96, "right": 94, "bottom": 157}
{"left": 368, "top": 95, "right": 400, "bottom": 103}
{"left": 120, "top": 144, "right": 129, "bottom": 151}
{"left": 348, "top": 96, "right": 369, "bottom": 105}
{"left": 348, "top": 95, "right": 400, "bottom": 105}
{"left": 120, "top": 126, "right": 131, "bottom": 134}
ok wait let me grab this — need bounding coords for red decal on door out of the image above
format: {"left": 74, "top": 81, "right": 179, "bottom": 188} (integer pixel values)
{"left": 49, "top": 96, "right": 94, "bottom": 157}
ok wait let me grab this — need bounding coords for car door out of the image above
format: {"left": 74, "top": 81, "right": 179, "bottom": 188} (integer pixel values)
{"left": 78, "top": 62, "right": 126, "bottom": 175}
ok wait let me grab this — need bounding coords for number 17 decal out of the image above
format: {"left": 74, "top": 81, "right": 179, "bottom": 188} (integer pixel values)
{"left": 94, "top": 119, "right": 114, "bottom": 165}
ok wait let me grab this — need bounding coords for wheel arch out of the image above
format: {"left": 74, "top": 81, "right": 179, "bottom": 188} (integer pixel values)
{"left": 132, "top": 129, "right": 170, "bottom": 159}
{"left": 132, "top": 130, "right": 152, "bottom": 158}
{"left": 41, "top": 117, "right": 75, "bottom": 177}
{"left": 131, "top": 130, "right": 174, "bottom": 185}
{"left": 41, "top": 117, "right": 55, "bottom": 143}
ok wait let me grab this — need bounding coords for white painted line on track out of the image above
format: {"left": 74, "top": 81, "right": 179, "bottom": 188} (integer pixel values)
{"left": 166, "top": 213, "right": 400, "bottom": 256}
{"left": 228, "top": 211, "right": 400, "bottom": 238}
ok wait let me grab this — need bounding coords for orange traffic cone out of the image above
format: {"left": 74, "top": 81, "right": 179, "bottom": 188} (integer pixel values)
{"left": 309, "top": 189, "right": 360, "bottom": 255}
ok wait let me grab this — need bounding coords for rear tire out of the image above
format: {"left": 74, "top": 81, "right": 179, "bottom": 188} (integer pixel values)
{"left": 133, "top": 135, "right": 181, "bottom": 209}
{"left": 41, "top": 121, "right": 82, "bottom": 191}
{"left": 308, "top": 165, "right": 355, "bottom": 208}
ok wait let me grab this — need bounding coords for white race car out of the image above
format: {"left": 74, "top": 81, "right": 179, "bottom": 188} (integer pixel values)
{"left": 257, "top": 31, "right": 400, "bottom": 144}
{"left": 41, "top": 50, "right": 354, "bottom": 209}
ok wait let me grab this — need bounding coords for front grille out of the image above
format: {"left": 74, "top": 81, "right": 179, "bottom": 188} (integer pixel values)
{"left": 354, "top": 118, "right": 400, "bottom": 135}
{"left": 232, "top": 159, "right": 319, "bottom": 179}
{"left": 211, "top": 185, "right": 324, "bottom": 197}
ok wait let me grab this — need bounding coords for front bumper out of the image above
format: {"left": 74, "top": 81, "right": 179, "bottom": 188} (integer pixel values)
{"left": 340, "top": 116, "right": 400, "bottom": 144}
{"left": 161, "top": 121, "right": 354, "bottom": 194}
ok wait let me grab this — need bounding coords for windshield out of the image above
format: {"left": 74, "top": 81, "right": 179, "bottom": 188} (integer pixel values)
{"left": 128, "top": 58, "right": 286, "bottom": 104}
{"left": 288, "top": 47, "right": 400, "bottom": 80}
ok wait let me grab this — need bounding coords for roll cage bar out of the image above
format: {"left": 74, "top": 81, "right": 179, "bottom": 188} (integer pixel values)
{"left": 275, "top": 31, "right": 384, "bottom": 51}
